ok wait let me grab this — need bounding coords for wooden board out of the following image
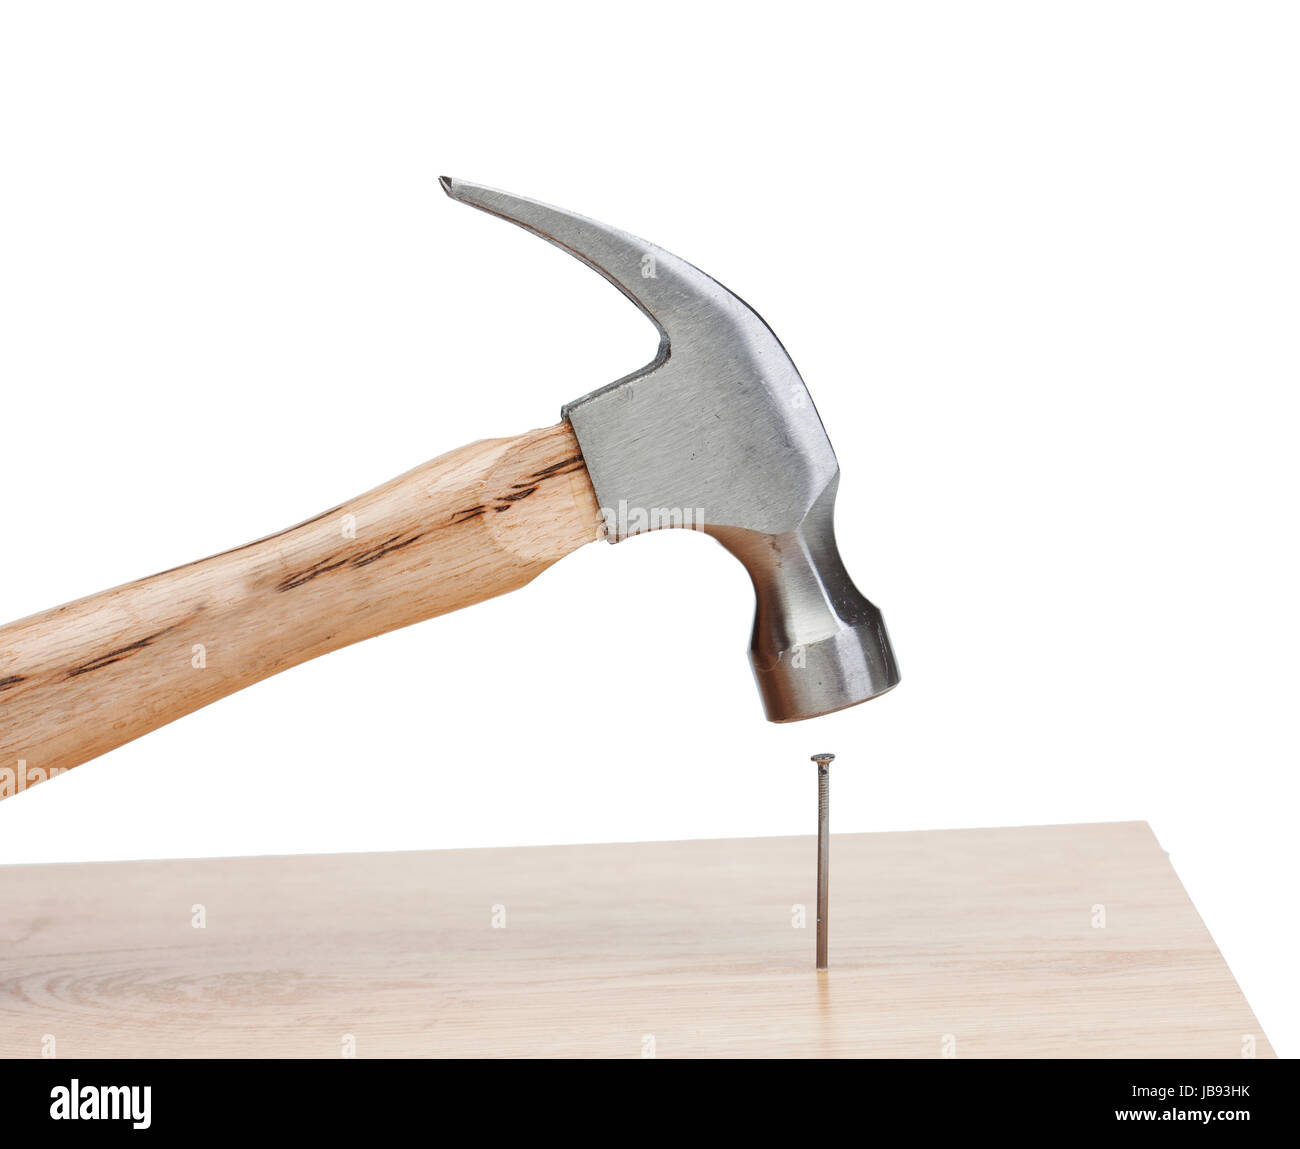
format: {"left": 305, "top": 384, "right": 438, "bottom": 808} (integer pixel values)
{"left": 0, "top": 822, "right": 1272, "bottom": 1058}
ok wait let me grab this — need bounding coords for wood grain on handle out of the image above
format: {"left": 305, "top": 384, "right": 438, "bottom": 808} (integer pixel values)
{"left": 0, "top": 423, "right": 600, "bottom": 799}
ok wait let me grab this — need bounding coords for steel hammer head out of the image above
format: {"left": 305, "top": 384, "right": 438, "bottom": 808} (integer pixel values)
{"left": 441, "top": 177, "right": 900, "bottom": 722}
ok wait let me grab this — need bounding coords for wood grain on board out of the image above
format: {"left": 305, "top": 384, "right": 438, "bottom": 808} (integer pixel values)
{"left": 0, "top": 822, "right": 1272, "bottom": 1058}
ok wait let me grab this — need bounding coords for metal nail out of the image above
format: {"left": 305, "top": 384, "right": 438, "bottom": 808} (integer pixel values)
{"left": 811, "top": 752, "right": 834, "bottom": 970}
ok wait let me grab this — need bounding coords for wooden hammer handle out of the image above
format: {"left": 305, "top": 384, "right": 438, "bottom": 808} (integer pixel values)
{"left": 0, "top": 423, "right": 600, "bottom": 799}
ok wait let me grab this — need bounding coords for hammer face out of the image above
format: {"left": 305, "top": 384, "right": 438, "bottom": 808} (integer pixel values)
{"left": 714, "top": 480, "right": 901, "bottom": 722}
{"left": 442, "top": 177, "right": 900, "bottom": 721}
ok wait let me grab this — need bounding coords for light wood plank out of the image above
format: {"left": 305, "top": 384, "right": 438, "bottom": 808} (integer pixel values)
{"left": 0, "top": 822, "right": 1272, "bottom": 1058}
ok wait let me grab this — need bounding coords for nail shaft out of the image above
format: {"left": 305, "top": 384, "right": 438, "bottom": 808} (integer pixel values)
{"left": 812, "top": 753, "right": 834, "bottom": 970}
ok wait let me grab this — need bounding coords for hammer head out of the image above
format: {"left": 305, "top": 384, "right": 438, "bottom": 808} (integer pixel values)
{"left": 441, "top": 178, "right": 900, "bottom": 722}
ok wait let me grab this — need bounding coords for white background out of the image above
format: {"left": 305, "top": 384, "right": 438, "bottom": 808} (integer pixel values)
{"left": 1, "top": 2, "right": 1296, "bottom": 1056}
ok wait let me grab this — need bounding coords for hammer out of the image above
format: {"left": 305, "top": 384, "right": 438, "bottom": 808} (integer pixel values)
{"left": 0, "top": 179, "right": 899, "bottom": 798}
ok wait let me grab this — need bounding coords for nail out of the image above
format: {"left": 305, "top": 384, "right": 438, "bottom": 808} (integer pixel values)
{"left": 811, "top": 752, "right": 834, "bottom": 970}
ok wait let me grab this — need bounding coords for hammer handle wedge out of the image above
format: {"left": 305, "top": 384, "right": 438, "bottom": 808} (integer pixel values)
{"left": 0, "top": 423, "right": 600, "bottom": 799}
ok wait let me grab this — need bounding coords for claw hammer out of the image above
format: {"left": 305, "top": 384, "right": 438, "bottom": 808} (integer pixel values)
{"left": 0, "top": 179, "right": 899, "bottom": 798}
